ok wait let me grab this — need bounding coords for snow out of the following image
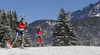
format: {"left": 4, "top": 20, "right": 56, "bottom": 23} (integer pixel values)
{"left": 46, "top": 21, "right": 56, "bottom": 26}
{"left": 0, "top": 46, "right": 100, "bottom": 55}
{"left": 90, "top": 13, "right": 100, "bottom": 17}
{"left": 94, "top": 13, "right": 100, "bottom": 17}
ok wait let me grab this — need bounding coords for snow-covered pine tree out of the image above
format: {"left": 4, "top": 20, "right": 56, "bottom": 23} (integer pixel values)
{"left": 0, "top": 9, "right": 5, "bottom": 47}
{"left": 52, "top": 8, "right": 77, "bottom": 46}
{"left": 7, "top": 11, "right": 18, "bottom": 47}
{"left": 0, "top": 9, "right": 12, "bottom": 47}
{"left": 66, "top": 27, "right": 77, "bottom": 45}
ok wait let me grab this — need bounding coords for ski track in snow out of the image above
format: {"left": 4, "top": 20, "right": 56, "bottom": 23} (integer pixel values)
{"left": 0, "top": 46, "right": 100, "bottom": 55}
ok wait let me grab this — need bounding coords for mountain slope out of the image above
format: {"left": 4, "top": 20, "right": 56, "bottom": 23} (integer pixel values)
{"left": 68, "top": 1, "right": 100, "bottom": 22}
{"left": 73, "top": 17, "right": 100, "bottom": 46}
{"left": 0, "top": 46, "right": 100, "bottom": 55}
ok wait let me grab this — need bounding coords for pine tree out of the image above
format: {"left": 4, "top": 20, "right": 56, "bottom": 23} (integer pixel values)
{"left": 12, "top": 10, "right": 18, "bottom": 30}
{"left": 0, "top": 9, "right": 18, "bottom": 47}
{"left": 0, "top": 9, "right": 12, "bottom": 47}
{"left": 7, "top": 11, "right": 16, "bottom": 42}
{"left": 13, "top": 10, "right": 17, "bottom": 19}
{"left": 52, "top": 8, "right": 77, "bottom": 46}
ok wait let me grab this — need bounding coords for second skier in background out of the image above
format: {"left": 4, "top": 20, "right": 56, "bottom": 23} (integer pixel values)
{"left": 36, "top": 28, "right": 44, "bottom": 47}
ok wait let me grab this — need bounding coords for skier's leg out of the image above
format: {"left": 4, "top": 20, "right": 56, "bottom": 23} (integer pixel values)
{"left": 12, "top": 33, "right": 18, "bottom": 45}
{"left": 40, "top": 36, "right": 43, "bottom": 47}
{"left": 21, "top": 32, "right": 25, "bottom": 48}
{"left": 40, "top": 38, "right": 43, "bottom": 44}
{"left": 21, "top": 34, "right": 24, "bottom": 48}
{"left": 10, "top": 33, "right": 18, "bottom": 48}
{"left": 37, "top": 37, "right": 39, "bottom": 47}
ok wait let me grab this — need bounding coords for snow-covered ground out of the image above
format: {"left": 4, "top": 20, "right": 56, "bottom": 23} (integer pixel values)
{"left": 0, "top": 46, "right": 100, "bottom": 55}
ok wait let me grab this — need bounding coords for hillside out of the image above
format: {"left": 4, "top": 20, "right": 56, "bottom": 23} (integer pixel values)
{"left": 28, "top": 17, "right": 100, "bottom": 46}
{"left": 0, "top": 46, "right": 100, "bottom": 55}
{"left": 73, "top": 17, "right": 100, "bottom": 46}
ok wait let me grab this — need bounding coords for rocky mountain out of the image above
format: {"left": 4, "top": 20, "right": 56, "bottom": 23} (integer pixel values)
{"left": 28, "top": 17, "right": 100, "bottom": 46}
{"left": 73, "top": 17, "right": 100, "bottom": 46}
{"left": 68, "top": 0, "right": 100, "bottom": 22}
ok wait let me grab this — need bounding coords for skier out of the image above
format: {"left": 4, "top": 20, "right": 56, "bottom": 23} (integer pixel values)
{"left": 10, "top": 18, "right": 28, "bottom": 48}
{"left": 36, "top": 28, "right": 44, "bottom": 47}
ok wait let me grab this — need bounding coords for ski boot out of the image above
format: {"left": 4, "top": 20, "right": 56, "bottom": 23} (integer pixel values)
{"left": 21, "top": 43, "right": 24, "bottom": 49}
{"left": 37, "top": 44, "right": 39, "bottom": 47}
{"left": 41, "top": 44, "right": 44, "bottom": 47}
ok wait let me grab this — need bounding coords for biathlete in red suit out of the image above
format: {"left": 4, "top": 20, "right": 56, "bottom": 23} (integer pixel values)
{"left": 10, "top": 18, "right": 28, "bottom": 48}
{"left": 36, "top": 28, "right": 43, "bottom": 47}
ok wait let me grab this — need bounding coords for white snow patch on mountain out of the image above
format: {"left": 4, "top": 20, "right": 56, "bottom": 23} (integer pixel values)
{"left": 0, "top": 46, "right": 100, "bottom": 55}
{"left": 91, "top": 13, "right": 100, "bottom": 17}
{"left": 46, "top": 21, "right": 56, "bottom": 26}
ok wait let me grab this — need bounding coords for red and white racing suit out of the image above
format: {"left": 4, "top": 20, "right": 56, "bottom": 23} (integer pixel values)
{"left": 37, "top": 31, "right": 43, "bottom": 44}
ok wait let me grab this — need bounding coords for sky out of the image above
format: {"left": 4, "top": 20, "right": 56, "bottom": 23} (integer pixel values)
{"left": 0, "top": 0, "right": 99, "bottom": 23}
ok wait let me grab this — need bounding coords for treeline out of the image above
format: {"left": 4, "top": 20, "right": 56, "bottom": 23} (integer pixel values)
{"left": 0, "top": 9, "right": 17, "bottom": 47}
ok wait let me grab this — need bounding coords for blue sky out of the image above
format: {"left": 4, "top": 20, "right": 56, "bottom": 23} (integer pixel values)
{"left": 0, "top": 0, "right": 99, "bottom": 23}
